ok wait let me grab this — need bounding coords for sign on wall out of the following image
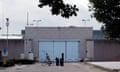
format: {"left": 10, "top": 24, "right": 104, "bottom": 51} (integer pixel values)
{"left": 2, "top": 48, "right": 8, "bottom": 57}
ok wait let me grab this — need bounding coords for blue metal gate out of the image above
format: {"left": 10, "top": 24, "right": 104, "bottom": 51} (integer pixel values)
{"left": 39, "top": 41, "right": 54, "bottom": 62}
{"left": 54, "top": 41, "right": 65, "bottom": 61}
{"left": 66, "top": 41, "right": 80, "bottom": 62}
{"left": 39, "top": 40, "right": 80, "bottom": 62}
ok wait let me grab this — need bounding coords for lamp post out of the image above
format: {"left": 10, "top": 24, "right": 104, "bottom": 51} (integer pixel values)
{"left": 33, "top": 20, "right": 41, "bottom": 26}
{"left": 6, "top": 18, "right": 9, "bottom": 52}
{"left": 82, "top": 19, "right": 90, "bottom": 26}
{"left": 3, "top": 18, "right": 9, "bottom": 64}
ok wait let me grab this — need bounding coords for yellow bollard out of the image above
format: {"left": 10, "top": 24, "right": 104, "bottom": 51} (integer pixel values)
{"left": 3, "top": 60, "right": 6, "bottom": 65}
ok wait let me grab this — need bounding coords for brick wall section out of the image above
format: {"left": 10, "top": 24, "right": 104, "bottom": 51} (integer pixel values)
{"left": 0, "top": 39, "right": 24, "bottom": 59}
{"left": 94, "top": 40, "right": 120, "bottom": 61}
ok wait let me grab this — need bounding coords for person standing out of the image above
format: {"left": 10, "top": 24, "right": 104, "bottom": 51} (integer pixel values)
{"left": 46, "top": 53, "right": 52, "bottom": 66}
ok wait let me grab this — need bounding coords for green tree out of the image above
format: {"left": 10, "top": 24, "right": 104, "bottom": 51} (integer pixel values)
{"left": 89, "top": 0, "right": 120, "bottom": 39}
{"left": 38, "top": 0, "right": 79, "bottom": 18}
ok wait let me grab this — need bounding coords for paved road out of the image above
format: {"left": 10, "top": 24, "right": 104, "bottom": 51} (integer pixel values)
{"left": 0, "top": 63, "right": 109, "bottom": 72}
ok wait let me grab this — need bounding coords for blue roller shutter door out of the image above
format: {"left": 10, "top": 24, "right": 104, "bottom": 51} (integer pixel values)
{"left": 39, "top": 41, "right": 80, "bottom": 62}
{"left": 66, "top": 41, "right": 80, "bottom": 62}
{"left": 54, "top": 41, "right": 65, "bottom": 61}
{"left": 39, "top": 41, "right": 54, "bottom": 62}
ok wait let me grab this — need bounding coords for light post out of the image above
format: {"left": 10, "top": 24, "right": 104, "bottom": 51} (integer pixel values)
{"left": 3, "top": 18, "right": 9, "bottom": 64}
{"left": 82, "top": 19, "right": 90, "bottom": 26}
{"left": 6, "top": 18, "right": 9, "bottom": 53}
{"left": 33, "top": 20, "right": 41, "bottom": 26}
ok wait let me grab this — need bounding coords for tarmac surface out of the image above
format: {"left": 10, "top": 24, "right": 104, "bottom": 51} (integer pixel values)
{"left": 0, "top": 63, "right": 109, "bottom": 72}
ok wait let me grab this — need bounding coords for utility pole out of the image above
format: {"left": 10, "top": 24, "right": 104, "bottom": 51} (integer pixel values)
{"left": 6, "top": 18, "right": 9, "bottom": 52}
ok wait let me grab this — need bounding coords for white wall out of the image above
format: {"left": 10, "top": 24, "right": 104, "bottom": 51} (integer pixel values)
{"left": 25, "top": 27, "right": 93, "bottom": 60}
{"left": 86, "top": 40, "right": 94, "bottom": 60}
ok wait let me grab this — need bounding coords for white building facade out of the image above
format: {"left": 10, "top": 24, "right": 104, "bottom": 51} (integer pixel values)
{"left": 24, "top": 27, "right": 93, "bottom": 62}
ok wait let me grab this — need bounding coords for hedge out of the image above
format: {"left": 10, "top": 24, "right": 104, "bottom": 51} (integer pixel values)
{"left": 16, "top": 59, "right": 35, "bottom": 65}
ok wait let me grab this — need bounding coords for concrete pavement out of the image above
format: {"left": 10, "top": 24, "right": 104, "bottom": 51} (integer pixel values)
{"left": 0, "top": 63, "right": 108, "bottom": 72}
{"left": 88, "top": 62, "right": 120, "bottom": 72}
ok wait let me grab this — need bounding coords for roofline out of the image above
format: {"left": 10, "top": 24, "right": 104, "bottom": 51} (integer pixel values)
{"left": 25, "top": 26, "right": 93, "bottom": 29}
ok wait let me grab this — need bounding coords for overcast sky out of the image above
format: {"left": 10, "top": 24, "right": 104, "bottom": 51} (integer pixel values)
{"left": 0, "top": 0, "right": 102, "bottom": 34}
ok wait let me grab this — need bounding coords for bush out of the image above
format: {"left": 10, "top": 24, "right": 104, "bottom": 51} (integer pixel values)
{"left": 0, "top": 59, "right": 35, "bottom": 67}
{"left": 3, "top": 59, "right": 15, "bottom": 67}
{"left": 16, "top": 59, "right": 35, "bottom": 65}
{"left": 0, "top": 61, "right": 3, "bottom": 67}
